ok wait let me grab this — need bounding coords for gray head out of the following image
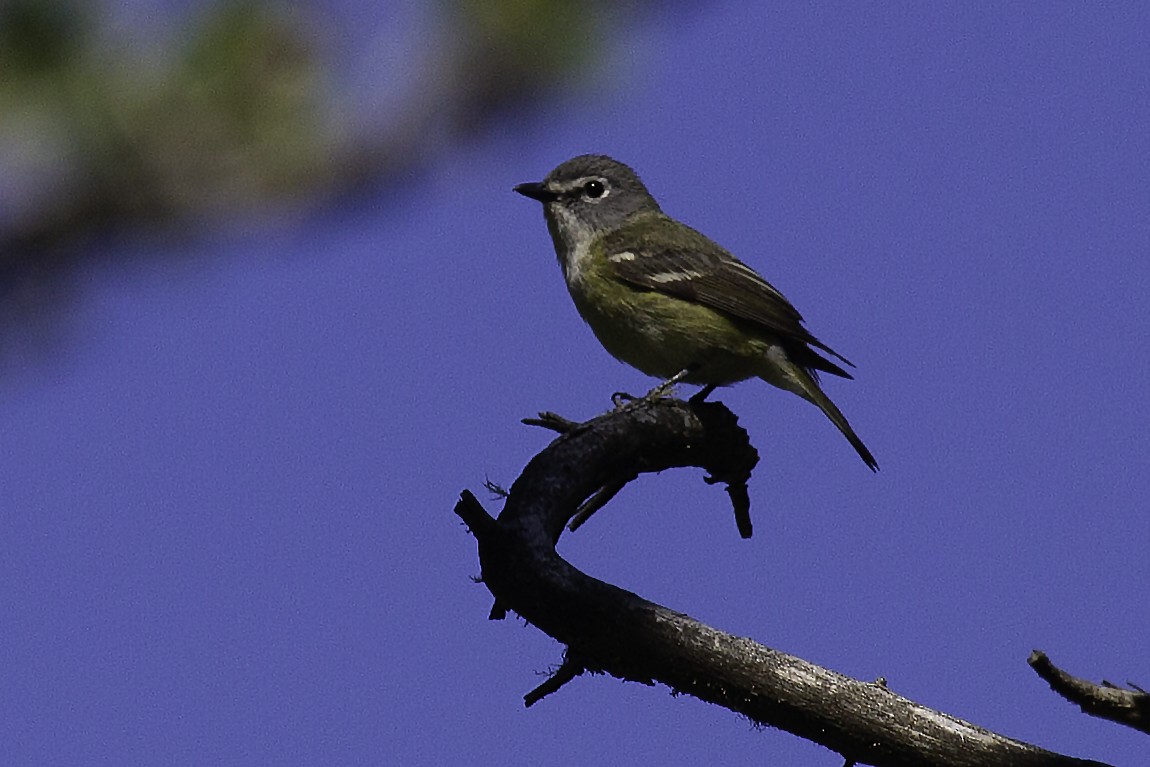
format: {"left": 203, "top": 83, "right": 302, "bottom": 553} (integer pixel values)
{"left": 515, "top": 155, "right": 662, "bottom": 257}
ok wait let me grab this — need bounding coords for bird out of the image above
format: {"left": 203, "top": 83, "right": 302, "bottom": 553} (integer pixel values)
{"left": 514, "top": 154, "right": 877, "bottom": 471}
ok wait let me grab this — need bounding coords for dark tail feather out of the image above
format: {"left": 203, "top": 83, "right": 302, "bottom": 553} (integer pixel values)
{"left": 780, "top": 367, "right": 878, "bottom": 471}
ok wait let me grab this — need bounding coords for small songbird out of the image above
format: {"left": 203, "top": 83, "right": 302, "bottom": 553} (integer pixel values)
{"left": 514, "top": 154, "right": 877, "bottom": 471}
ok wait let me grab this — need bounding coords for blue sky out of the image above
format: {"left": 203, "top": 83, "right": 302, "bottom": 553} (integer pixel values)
{"left": 2, "top": 3, "right": 1147, "bottom": 765}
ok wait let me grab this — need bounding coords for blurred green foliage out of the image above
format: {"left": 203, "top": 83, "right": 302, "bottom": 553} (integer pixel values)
{"left": 448, "top": 0, "right": 596, "bottom": 118}
{"left": 0, "top": 0, "right": 659, "bottom": 340}
{"left": 0, "top": 0, "right": 621, "bottom": 255}
{"left": 0, "top": 0, "right": 87, "bottom": 78}
{"left": 0, "top": 0, "right": 329, "bottom": 251}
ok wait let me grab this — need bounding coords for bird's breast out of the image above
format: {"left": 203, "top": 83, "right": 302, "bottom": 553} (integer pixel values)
{"left": 566, "top": 267, "right": 771, "bottom": 384}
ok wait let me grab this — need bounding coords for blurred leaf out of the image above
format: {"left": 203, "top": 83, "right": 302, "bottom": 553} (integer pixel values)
{"left": 0, "top": 0, "right": 89, "bottom": 80}
{"left": 0, "top": 0, "right": 680, "bottom": 350}
{"left": 447, "top": 0, "right": 599, "bottom": 119}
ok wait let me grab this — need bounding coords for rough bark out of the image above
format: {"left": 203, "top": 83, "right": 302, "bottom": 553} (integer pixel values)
{"left": 1029, "top": 651, "right": 1149, "bottom": 735}
{"left": 456, "top": 397, "right": 1112, "bottom": 767}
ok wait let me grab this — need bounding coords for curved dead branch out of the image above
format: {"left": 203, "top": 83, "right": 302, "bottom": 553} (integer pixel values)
{"left": 456, "top": 396, "right": 1112, "bottom": 767}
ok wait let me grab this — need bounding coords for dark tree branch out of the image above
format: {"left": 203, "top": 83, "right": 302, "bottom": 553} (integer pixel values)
{"left": 524, "top": 654, "right": 587, "bottom": 708}
{"left": 1029, "top": 651, "right": 1150, "bottom": 735}
{"left": 522, "top": 411, "right": 580, "bottom": 433}
{"left": 568, "top": 476, "right": 632, "bottom": 532}
{"left": 455, "top": 397, "right": 1112, "bottom": 766}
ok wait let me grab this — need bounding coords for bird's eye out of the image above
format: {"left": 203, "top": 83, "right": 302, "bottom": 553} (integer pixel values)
{"left": 582, "top": 179, "right": 607, "bottom": 199}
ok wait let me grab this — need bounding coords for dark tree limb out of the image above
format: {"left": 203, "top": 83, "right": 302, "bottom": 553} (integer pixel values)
{"left": 524, "top": 654, "right": 587, "bottom": 708}
{"left": 455, "top": 397, "right": 1111, "bottom": 767}
{"left": 1029, "top": 651, "right": 1150, "bottom": 735}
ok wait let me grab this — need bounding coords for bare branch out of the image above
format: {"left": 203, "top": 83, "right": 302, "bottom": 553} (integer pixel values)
{"left": 524, "top": 655, "right": 587, "bottom": 708}
{"left": 521, "top": 412, "right": 581, "bottom": 434}
{"left": 456, "top": 397, "right": 1112, "bottom": 767}
{"left": 569, "top": 477, "right": 632, "bottom": 532}
{"left": 1029, "top": 651, "right": 1150, "bottom": 735}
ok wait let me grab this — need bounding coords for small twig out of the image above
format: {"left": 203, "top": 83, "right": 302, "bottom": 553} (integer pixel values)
{"left": 569, "top": 477, "right": 634, "bottom": 532}
{"left": 720, "top": 477, "right": 752, "bottom": 538}
{"left": 1028, "top": 650, "right": 1150, "bottom": 735}
{"left": 525, "top": 657, "right": 586, "bottom": 707}
{"left": 484, "top": 477, "right": 509, "bottom": 499}
{"left": 454, "top": 490, "right": 498, "bottom": 538}
{"left": 454, "top": 492, "right": 510, "bottom": 620}
{"left": 522, "top": 411, "right": 580, "bottom": 433}
{"left": 696, "top": 399, "right": 757, "bottom": 539}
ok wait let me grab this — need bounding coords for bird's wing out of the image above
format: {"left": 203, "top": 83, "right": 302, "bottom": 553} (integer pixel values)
{"left": 600, "top": 217, "right": 855, "bottom": 377}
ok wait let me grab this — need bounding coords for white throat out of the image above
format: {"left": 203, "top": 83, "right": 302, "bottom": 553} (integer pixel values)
{"left": 549, "top": 204, "right": 597, "bottom": 284}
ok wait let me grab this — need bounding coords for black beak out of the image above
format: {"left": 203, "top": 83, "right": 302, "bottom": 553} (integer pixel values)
{"left": 513, "top": 182, "right": 557, "bottom": 203}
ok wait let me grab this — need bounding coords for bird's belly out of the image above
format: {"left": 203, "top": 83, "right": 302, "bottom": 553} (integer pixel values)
{"left": 571, "top": 285, "right": 769, "bottom": 385}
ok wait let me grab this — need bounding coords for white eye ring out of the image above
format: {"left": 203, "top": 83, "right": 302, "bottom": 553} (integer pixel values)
{"left": 582, "top": 179, "right": 608, "bottom": 199}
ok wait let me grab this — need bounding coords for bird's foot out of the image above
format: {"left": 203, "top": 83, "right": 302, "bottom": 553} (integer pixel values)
{"left": 689, "top": 384, "right": 717, "bottom": 404}
{"left": 642, "top": 367, "right": 700, "bottom": 402}
{"left": 641, "top": 380, "right": 679, "bottom": 401}
{"left": 611, "top": 391, "right": 638, "bottom": 409}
